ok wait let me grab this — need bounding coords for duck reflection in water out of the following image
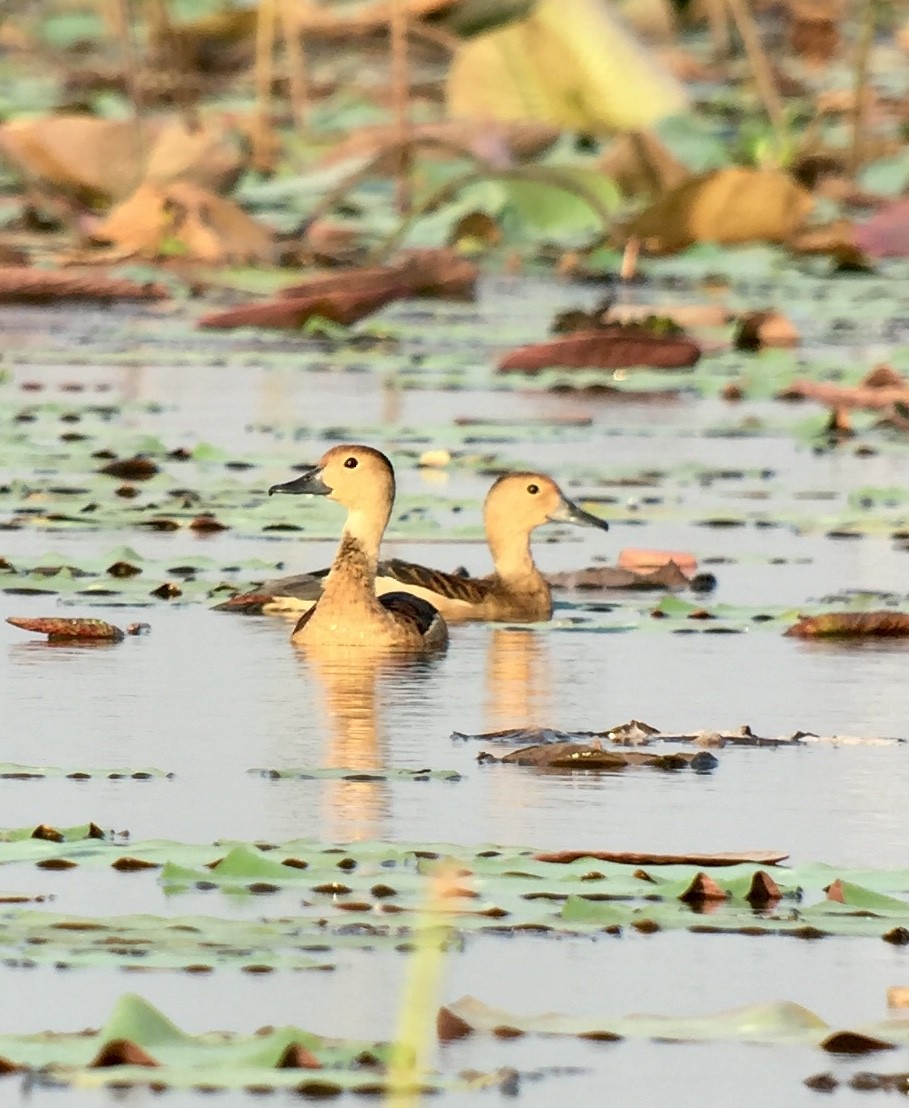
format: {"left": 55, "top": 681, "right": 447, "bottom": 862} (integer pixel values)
{"left": 485, "top": 628, "right": 554, "bottom": 731}
{"left": 298, "top": 643, "right": 443, "bottom": 842}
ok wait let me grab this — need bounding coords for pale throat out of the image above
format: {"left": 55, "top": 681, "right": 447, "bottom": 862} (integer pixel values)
{"left": 488, "top": 524, "right": 537, "bottom": 582}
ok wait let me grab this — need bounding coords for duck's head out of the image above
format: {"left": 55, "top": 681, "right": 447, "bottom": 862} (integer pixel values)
{"left": 485, "top": 473, "right": 609, "bottom": 535}
{"left": 268, "top": 444, "right": 395, "bottom": 514}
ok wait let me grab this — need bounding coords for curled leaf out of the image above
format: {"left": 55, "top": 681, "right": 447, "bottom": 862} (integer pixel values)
{"left": 785, "top": 612, "right": 909, "bottom": 638}
{"left": 7, "top": 617, "right": 125, "bottom": 642}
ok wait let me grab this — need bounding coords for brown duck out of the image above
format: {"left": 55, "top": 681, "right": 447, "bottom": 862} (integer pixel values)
{"left": 217, "top": 470, "right": 608, "bottom": 623}
{"left": 267, "top": 444, "right": 447, "bottom": 651}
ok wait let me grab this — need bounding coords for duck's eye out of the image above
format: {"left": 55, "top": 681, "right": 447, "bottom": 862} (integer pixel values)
{"left": 344, "top": 457, "right": 359, "bottom": 469}
{"left": 527, "top": 483, "right": 539, "bottom": 495}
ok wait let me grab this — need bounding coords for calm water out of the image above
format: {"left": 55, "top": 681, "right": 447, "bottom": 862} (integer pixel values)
{"left": 1, "top": 290, "right": 908, "bottom": 1105}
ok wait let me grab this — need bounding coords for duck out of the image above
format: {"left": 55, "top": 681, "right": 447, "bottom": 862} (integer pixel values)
{"left": 216, "top": 468, "right": 609, "bottom": 623}
{"left": 266, "top": 444, "right": 447, "bottom": 651}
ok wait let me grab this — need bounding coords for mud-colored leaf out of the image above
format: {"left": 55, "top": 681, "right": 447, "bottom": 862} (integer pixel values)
{"left": 785, "top": 612, "right": 909, "bottom": 638}
{"left": 821, "top": 1031, "right": 898, "bottom": 1055}
{"left": 91, "top": 1039, "right": 160, "bottom": 1068}
{"left": 98, "top": 456, "right": 160, "bottom": 480}
{"left": 624, "top": 168, "right": 813, "bottom": 253}
{"left": 533, "top": 849, "right": 788, "bottom": 865}
{"left": 734, "top": 311, "right": 800, "bottom": 351}
{"left": 548, "top": 561, "right": 694, "bottom": 590}
{"left": 0, "top": 267, "right": 167, "bottom": 303}
{"left": 197, "top": 286, "right": 402, "bottom": 331}
{"left": 0, "top": 116, "right": 162, "bottom": 203}
{"left": 498, "top": 327, "right": 700, "bottom": 372}
{"left": 95, "top": 182, "right": 274, "bottom": 264}
{"left": 6, "top": 616, "right": 125, "bottom": 642}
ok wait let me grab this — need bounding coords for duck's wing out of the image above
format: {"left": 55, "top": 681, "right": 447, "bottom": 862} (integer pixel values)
{"left": 380, "top": 591, "right": 448, "bottom": 648}
{"left": 212, "top": 570, "right": 327, "bottom": 614}
{"left": 378, "top": 558, "right": 495, "bottom": 606}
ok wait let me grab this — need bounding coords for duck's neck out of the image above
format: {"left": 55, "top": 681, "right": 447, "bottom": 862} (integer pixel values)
{"left": 488, "top": 526, "right": 538, "bottom": 583}
{"left": 323, "top": 507, "right": 388, "bottom": 601}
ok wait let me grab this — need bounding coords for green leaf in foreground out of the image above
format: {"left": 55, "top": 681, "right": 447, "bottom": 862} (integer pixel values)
{"left": 0, "top": 992, "right": 488, "bottom": 1093}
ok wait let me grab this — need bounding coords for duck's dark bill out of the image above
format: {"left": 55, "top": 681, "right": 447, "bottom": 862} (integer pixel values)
{"left": 548, "top": 496, "right": 609, "bottom": 531}
{"left": 268, "top": 467, "right": 332, "bottom": 496}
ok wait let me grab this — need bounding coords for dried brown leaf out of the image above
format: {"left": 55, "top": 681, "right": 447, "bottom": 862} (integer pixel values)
{"left": 7, "top": 617, "right": 125, "bottom": 642}
{"left": 785, "top": 612, "right": 909, "bottom": 638}
{"left": 624, "top": 167, "right": 813, "bottom": 254}
{"left": 498, "top": 327, "right": 701, "bottom": 373}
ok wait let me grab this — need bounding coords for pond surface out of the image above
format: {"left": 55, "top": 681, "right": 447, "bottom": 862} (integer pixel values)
{"left": 1, "top": 275, "right": 908, "bottom": 1104}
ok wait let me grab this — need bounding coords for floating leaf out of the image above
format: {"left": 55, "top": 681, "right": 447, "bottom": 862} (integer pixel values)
{"left": 6, "top": 616, "right": 125, "bottom": 642}
{"left": 785, "top": 612, "right": 909, "bottom": 638}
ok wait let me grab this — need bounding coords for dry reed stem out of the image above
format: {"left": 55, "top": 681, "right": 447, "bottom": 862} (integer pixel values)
{"left": 253, "top": 0, "right": 278, "bottom": 172}
{"left": 725, "top": 0, "right": 785, "bottom": 132}
{"left": 281, "top": 0, "right": 310, "bottom": 128}
{"left": 390, "top": 0, "right": 412, "bottom": 214}
{"left": 849, "top": 0, "right": 876, "bottom": 177}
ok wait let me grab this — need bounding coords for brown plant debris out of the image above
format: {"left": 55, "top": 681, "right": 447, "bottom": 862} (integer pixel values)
{"left": 679, "top": 872, "right": 727, "bottom": 904}
{"left": 94, "top": 181, "right": 274, "bottom": 264}
{"left": 785, "top": 612, "right": 909, "bottom": 638}
{"left": 197, "top": 286, "right": 404, "bottom": 331}
{"left": 547, "top": 560, "right": 694, "bottom": 591}
{"left": 734, "top": 310, "right": 800, "bottom": 351}
{"left": 90, "top": 1039, "right": 160, "bottom": 1068}
{"left": 533, "top": 850, "right": 789, "bottom": 866}
{"left": 0, "top": 268, "right": 167, "bottom": 303}
{"left": 497, "top": 326, "right": 701, "bottom": 373}
{"left": 199, "top": 250, "right": 477, "bottom": 331}
{"left": 7, "top": 617, "right": 126, "bottom": 642}
{"left": 483, "top": 742, "right": 717, "bottom": 773}
{"left": 623, "top": 167, "right": 813, "bottom": 254}
{"left": 820, "top": 1031, "right": 898, "bottom": 1056}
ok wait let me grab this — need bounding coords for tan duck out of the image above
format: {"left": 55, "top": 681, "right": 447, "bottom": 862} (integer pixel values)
{"left": 217, "top": 470, "right": 608, "bottom": 623}
{"left": 267, "top": 445, "right": 447, "bottom": 651}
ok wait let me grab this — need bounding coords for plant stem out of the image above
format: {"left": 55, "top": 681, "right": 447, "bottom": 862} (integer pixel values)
{"left": 849, "top": 0, "right": 877, "bottom": 178}
{"left": 725, "top": 0, "right": 785, "bottom": 135}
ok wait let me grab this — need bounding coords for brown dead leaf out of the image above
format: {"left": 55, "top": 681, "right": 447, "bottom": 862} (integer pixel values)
{"left": 198, "top": 286, "right": 403, "bottom": 330}
{"left": 95, "top": 181, "right": 274, "bottom": 263}
{"left": 498, "top": 327, "right": 700, "bottom": 372}
{"left": 499, "top": 743, "right": 631, "bottom": 770}
{"left": 624, "top": 167, "right": 813, "bottom": 253}
{"left": 821, "top": 1031, "right": 897, "bottom": 1056}
{"left": 0, "top": 268, "right": 167, "bottom": 303}
{"left": 746, "top": 870, "right": 782, "bottom": 908}
{"left": 7, "top": 617, "right": 125, "bottom": 642}
{"left": 91, "top": 1039, "right": 160, "bottom": 1068}
{"left": 534, "top": 849, "right": 789, "bottom": 866}
{"left": 785, "top": 612, "right": 909, "bottom": 638}
{"left": 98, "top": 456, "right": 160, "bottom": 480}
{"left": 437, "top": 1005, "right": 474, "bottom": 1043}
{"left": 280, "top": 250, "right": 477, "bottom": 302}
{"left": 275, "top": 1043, "right": 322, "bottom": 1070}
{"left": 321, "top": 120, "right": 560, "bottom": 169}
{"left": 548, "top": 562, "right": 693, "bottom": 591}
{"left": 735, "top": 311, "right": 800, "bottom": 351}
{"left": 0, "top": 116, "right": 160, "bottom": 204}
{"left": 142, "top": 118, "right": 244, "bottom": 193}
{"left": 678, "top": 872, "right": 727, "bottom": 904}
